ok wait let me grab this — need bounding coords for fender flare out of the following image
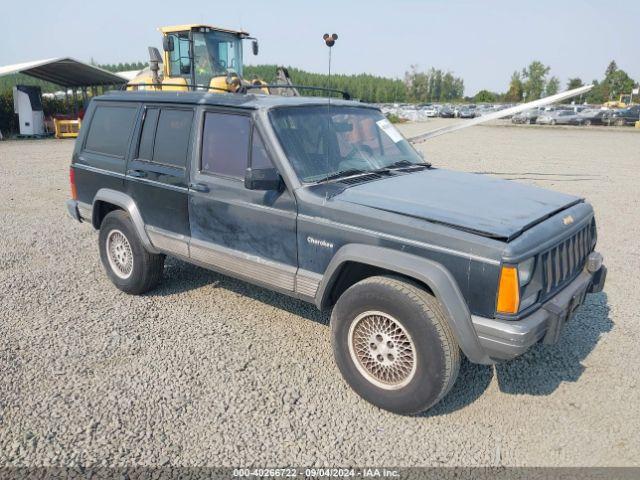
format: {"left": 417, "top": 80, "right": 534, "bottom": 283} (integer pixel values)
{"left": 92, "top": 189, "right": 159, "bottom": 254}
{"left": 316, "top": 244, "right": 492, "bottom": 365}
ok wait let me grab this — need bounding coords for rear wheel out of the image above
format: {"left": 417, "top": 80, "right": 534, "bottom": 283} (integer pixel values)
{"left": 99, "top": 210, "right": 164, "bottom": 294}
{"left": 583, "top": 119, "right": 591, "bottom": 126}
{"left": 550, "top": 119, "right": 556, "bottom": 125}
{"left": 614, "top": 118, "right": 625, "bottom": 127}
{"left": 331, "top": 275, "right": 460, "bottom": 414}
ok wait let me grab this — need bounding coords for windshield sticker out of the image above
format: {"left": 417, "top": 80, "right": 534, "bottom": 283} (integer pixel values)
{"left": 376, "top": 118, "right": 404, "bottom": 143}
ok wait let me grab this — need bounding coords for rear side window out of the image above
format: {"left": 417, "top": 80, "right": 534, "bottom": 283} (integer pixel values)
{"left": 201, "top": 112, "right": 250, "bottom": 178}
{"left": 85, "top": 105, "right": 137, "bottom": 157}
{"left": 136, "top": 108, "right": 193, "bottom": 168}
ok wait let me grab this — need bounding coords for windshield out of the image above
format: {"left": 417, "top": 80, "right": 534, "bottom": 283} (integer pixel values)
{"left": 192, "top": 31, "right": 243, "bottom": 85}
{"left": 269, "top": 106, "right": 424, "bottom": 183}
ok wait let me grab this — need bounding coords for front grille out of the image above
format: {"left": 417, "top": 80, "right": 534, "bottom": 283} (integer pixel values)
{"left": 540, "top": 220, "right": 595, "bottom": 296}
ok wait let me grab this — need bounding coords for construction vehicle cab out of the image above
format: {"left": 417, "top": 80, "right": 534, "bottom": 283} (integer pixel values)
{"left": 129, "top": 24, "right": 262, "bottom": 93}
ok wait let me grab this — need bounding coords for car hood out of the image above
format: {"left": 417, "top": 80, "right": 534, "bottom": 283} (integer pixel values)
{"left": 335, "top": 168, "right": 582, "bottom": 240}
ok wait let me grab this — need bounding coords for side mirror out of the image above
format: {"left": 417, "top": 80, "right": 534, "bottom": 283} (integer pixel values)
{"left": 245, "top": 167, "right": 282, "bottom": 191}
{"left": 252, "top": 39, "right": 259, "bottom": 56}
{"left": 162, "top": 36, "right": 174, "bottom": 52}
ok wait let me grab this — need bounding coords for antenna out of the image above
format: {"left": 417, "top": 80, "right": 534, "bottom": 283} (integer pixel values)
{"left": 323, "top": 33, "right": 338, "bottom": 95}
{"left": 322, "top": 33, "right": 338, "bottom": 194}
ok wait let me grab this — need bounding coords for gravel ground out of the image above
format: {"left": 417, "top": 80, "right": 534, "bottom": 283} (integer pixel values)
{"left": 1, "top": 122, "right": 639, "bottom": 467}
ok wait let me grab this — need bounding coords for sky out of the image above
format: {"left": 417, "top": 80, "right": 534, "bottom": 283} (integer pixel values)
{"left": 2, "top": 0, "right": 638, "bottom": 95}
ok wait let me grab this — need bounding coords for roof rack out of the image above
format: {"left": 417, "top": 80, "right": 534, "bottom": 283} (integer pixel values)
{"left": 121, "top": 82, "right": 351, "bottom": 100}
{"left": 245, "top": 84, "right": 351, "bottom": 100}
{"left": 122, "top": 83, "right": 231, "bottom": 93}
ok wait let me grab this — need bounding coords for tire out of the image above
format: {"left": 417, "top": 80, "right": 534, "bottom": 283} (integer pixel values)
{"left": 550, "top": 119, "right": 556, "bottom": 125}
{"left": 98, "top": 210, "right": 165, "bottom": 294}
{"left": 331, "top": 275, "right": 460, "bottom": 415}
{"left": 614, "top": 118, "right": 625, "bottom": 127}
{"left": 584, "top": 119, "right": 591, "bottom": 126}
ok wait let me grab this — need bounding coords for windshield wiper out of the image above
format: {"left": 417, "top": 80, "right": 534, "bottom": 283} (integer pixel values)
{"left": 372, "top": 159, "right": 431, "bottom": 174}
{"left": 316, "top": 168, "right": 367, "bottom": 183}
{"left": 388, "top": 159, "right": 431, "bottom": 169}
{"left": 315, "top": 161, "right": 431, "bottom": 184}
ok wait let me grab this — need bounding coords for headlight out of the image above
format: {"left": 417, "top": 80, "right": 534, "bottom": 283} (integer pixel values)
{"left": 518, "top": 258, "right": 535, "bottom": 286}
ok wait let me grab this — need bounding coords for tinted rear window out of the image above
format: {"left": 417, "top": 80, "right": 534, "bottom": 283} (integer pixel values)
{"left": 85, "top": 105, "right": 137, "bottom": 157}
{"left": 152, "top": 109, "right": 194, "bottom": 167}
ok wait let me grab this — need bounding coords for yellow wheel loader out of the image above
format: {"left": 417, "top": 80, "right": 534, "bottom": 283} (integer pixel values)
{"left": 127, "top": 24, "right": 269, "bottom": 94}
{"left": 603, "top": 94, "right": 636, "bottom": 109}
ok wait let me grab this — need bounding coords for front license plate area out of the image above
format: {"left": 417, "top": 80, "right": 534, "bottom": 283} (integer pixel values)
{"left": 568, "top": 288, "right": 587, "bottom": 319}
{"left": 542, "top": 283, "right": 589, "bottom": 345}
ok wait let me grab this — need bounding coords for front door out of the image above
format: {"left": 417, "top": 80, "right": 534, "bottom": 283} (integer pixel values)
{"left": 125, "top": 105, "right": 194, "bottom": 257}
{"left": 188, "top": 109, "right": 298, "bottom": 292}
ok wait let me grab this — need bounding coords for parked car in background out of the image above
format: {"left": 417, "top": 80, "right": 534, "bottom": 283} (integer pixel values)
{"left": 423, "top": 106, "right": 440, "bottom": 117}
{"left": 439, "top": 106, "right": 455, "bottom": 118}
{"left": 475, "top": 105, "right": 497, "bottom": 117}
{"left": 458, "top": 107, "right": 476, "bottom": 119}
{"left": 577, "top": 109, "right": 609, "bottom": 126}
{"left": 512, "top": 109, "right": 542, "bottom": 124}
{"left": 537, "top": 110, "right": 583, "bottom": 125}
{"left": 603, "top": 105, "right": 640, "bottom": 126}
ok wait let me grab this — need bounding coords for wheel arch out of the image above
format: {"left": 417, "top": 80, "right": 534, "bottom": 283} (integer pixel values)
{"left": 92, "top": 189, "right": 158, "bottom": 253}
{"left": 316, "top": 244, "right": 492, "bottom": 365}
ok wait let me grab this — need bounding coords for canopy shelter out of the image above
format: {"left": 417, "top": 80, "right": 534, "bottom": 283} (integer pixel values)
{"left": 0, "top": 57, "right": 127, "bottom": 88}
{"left": 0, "top": 58, "right": 128, "bottom": 122}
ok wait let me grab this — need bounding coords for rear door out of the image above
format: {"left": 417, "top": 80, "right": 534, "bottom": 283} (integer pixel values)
{"left": 125, "top": 105, "right": 195, "bottom": 257}
{"left": 188, "top": 108, "right": 298, "bottom": 292}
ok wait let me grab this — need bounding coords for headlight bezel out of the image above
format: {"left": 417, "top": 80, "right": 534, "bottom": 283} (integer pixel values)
{"left": 496, "top": 257, "right": 540, "bottom": 315}
{"left": 518, "top": 257, "right": 536, "bottom": 286}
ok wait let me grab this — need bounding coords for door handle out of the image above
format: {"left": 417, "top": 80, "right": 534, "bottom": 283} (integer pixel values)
{"left": 128, "top": 169, "right": 148, "bottom": 178}
{"left": 189, "top": 182, "right": 209, "bottom": 193}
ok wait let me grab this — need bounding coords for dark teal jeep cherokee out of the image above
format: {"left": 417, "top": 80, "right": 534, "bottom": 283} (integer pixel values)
{"left": 66, "top": 91, "right": 606, "bottom": 414}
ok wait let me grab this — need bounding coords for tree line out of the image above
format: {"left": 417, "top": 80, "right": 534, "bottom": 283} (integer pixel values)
{"left": 249, "top": 61, "right": 637, "bottom": 104}
{"left": 0, "top": 59, "right": 637, "bottom": 105}
{"left": 479, "top": 60, "right": 637, "bottom": 104}
{"left": 244, "top": 65, "right": 409, "bottom": 103}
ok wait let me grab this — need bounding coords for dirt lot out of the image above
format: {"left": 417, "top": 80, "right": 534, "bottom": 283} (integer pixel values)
{"left": 1, "top": 122, "right": 639, "bottom": 467}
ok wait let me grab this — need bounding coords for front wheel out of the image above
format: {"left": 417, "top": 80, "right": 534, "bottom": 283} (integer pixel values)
{"left": 99, "top": 210, "right": 165, "bottom": 294}
{"left": 331, "top": 276, "right": 460, "bottom": 415}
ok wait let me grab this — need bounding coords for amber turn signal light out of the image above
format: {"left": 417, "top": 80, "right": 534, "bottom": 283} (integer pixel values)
{"left": 496, "top": 266, "right": 520, "bottom": 314}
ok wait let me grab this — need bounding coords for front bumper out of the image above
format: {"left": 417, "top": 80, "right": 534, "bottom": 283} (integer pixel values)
{"left": 471, "top": 253, "right": 606, "bottom": 362}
